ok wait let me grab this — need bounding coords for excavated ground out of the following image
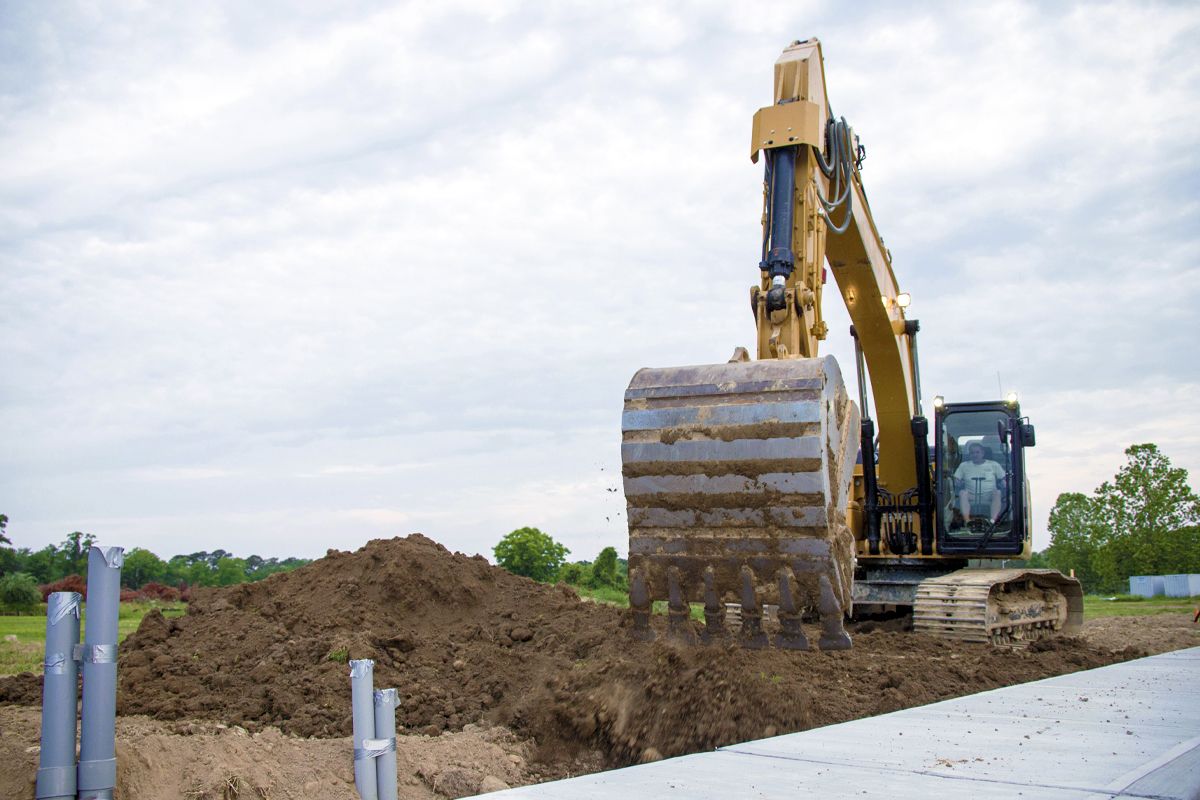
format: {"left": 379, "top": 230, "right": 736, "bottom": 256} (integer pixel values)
{"left": 1, "top": 534, "right": 1195, "bottom": 798}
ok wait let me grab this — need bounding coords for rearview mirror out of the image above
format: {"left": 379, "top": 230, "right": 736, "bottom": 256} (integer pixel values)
{"left": 1021, "top": 423, "right": 1036, "bottom": 448}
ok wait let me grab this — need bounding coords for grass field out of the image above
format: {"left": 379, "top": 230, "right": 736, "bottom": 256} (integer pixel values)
{"left": 0, "top": 601, "right": 185, "bottom": 675}
{"left": 1083, "top": 594, "right": 1200, "bottom": 617}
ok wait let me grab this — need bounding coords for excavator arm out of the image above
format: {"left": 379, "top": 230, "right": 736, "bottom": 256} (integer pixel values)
{"left": 751, "top": 39, "right": 919, "bottom": 508}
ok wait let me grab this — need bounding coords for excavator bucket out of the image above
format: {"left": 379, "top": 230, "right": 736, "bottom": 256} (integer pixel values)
{"left": 622, "top": 355, "right": 860, "bottom": 649}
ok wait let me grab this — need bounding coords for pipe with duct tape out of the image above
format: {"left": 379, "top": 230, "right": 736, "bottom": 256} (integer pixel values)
{"left": 78, "top": 546, "right": 123, "bottom": 800}
{"left": 35, "top": 591, "right": 81, "bottom": 800}
{"left": 350, "top": 659, "right": 379, "bottom": 800}
{"left": 373, "top": 688, "right": 399, "bottom": 800}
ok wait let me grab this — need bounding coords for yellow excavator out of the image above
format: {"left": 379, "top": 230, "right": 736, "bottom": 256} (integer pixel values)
{"left": 621, "top": 39, "right": 1082, "bottom": 650}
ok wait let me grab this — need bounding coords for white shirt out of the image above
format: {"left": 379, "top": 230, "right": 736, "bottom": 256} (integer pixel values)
{"left": 954, "top": 459, "right": 1005, "bottom": 498}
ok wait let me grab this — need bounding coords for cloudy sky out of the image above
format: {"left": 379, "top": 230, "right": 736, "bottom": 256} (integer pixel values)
{"left": 2, "top": 0, "right": 1197, "bottom": 563}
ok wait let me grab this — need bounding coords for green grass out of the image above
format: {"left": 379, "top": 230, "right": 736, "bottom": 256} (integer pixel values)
{"left": 1083, "top": 594, "right": 1199, "bottom": 618}
{"left": 0, "top": 601, "right": 186, "bottom": 675}
{"left": 574, "top": 585, "right": 630, "bottom": 605}
{"left": 573, "top": 585, "right": 706, "bottom": 620}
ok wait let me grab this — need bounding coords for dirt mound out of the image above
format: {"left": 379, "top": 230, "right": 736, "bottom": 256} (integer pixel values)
{"left": 102, "top": 533, "right": 1138, "bottom": 770}
{"left": 117, "top": 535, "right": 625, "bottom": 742}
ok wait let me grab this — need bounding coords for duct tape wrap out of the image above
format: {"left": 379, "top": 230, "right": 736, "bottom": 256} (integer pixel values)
{"left": 47, "top": 592, "right": 81, "bottom": 626}
{"left": 83, "top": 644, "right": 117, "bottom": 664}
{"left": 350, "top": 659, "right": 374, "bottom": 679}
{"left": 98, "top": 547, "right": 124, "bottom": 569}
{"left": 77, "top": 757, "right": 117, "bottom": 793}
{"left": 43, "top": 653, "right": 68, "bottom": 676}
{"left": 35, "top": 765, "right": 74, "bottom": 798}
{"left": 374, "top": 688, "right": 399, "bottom": 710}
{"left": 354, "top": 738, "right": 397, "bottom": 761}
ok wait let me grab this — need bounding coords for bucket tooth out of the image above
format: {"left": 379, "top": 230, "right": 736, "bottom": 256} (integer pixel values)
{"left": 738, "top": 566, "right": 769, "bottom": 649}
{"left": 817, "top": 573, "right": 852, "bottom": 650}
{"left": 700, "top": 566, "right": 729, "bottom": 644}
{"left": 666, "top": 566, "right": 696, "bottom": 643}
{"left": 629, "top": 567, "right": 655, "bottom": 642}
{"left": 774, "top": 567, "right": 809, "bottom": 650}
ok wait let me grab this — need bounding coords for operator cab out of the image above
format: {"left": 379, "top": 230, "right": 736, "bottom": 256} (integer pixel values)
{"left": 932, "top": 398, "right": 1035, "bottom": 556}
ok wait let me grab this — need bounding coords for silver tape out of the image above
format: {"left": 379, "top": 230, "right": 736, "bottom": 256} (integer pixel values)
{"left": 348, "top": 659, "right": 374, "bottom": 678}
{"left": 43, "top": 652, "right": 68, "bottom": 675}
{"left": 83, "top": 644, "right": 117, "bottom": 664}
{"left": 73, "top": 643, "right": 84, "bottom": 663}
{"left": 98, "top": 546, "right": 125, "bottom": 569}
{"left": 373, "top": 688, "right": 398, "bottom": 709}
{"left": 47, "top": 592, "right": 82, "bottom": 625}
{"left": 353, "top": 737, "right": 397, "bottom": 761}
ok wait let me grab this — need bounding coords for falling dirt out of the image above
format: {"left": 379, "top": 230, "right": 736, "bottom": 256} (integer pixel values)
{"left": 0, "top": 533, "right": 1194, "bottom": 797}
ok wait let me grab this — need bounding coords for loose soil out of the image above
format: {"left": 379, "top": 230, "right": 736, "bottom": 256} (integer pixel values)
{"left": 1, "top": 534, "right": 1195, "bottom": 798}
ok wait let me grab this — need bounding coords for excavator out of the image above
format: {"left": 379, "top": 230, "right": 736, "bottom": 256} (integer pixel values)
{"left": 621, "top": 39, "right": 1082, "bottom": 650}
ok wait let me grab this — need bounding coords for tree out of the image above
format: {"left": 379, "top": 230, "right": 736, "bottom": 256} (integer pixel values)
{"left": 0, "top": 515, "right": 17, "bottom": 577}
{"left": 591, "top": 546, "right": 623, "bottom": 589}
{"left": 60, "top": 531, "right": 97, "bottom": 577}
{"left": 0, "top": 572, "right": 42, "bottom": 613}
{"left": 1045, "top": 492, "right": 1103, "bottom": 592}
{"left": 24, "top": 545, "right": 64, "bottom": 584}
{"left": 214, "top": 557, "right": 248, "bottom": 586}
{"left": 122, "top": 548, "right": 167, "bottom": 589}
{"left": 1045, "top": 444, "right": 1199, "bottom": 594}
{"left": 557, "top": 562, "right": 591, "bottom": 586}
{"left": 1092, "top": 444, "right": 1199, "bottom": 584}
{"left": 493, "top": 527, "right": 569, "bottom": 582}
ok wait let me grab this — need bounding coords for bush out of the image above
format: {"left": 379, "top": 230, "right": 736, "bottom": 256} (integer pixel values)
{"left": 0, "top": 572, "right": 43, "bottom": 612}
{"left": 40, "top": 574, "right": 86, "bottom": 602}
{"left": 119, "top": 588, "right": 140, "bottom": 602}
{"left": 557, "top": 562, "right": 592, "bottom": 586}
{"left": 137, "top": 582, "right": 181, "bottom": 602}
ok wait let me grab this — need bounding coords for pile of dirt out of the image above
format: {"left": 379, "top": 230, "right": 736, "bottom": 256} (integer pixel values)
{"left": 1, "top": 533, "right": 1157, "bottom": 779}
{"left": 117, "top": 535, "right": 626, "bottom": 743}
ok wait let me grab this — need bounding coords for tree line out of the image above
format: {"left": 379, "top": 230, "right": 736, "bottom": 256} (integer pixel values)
{"left": 0, "top": 517, "right": 310, "bottom": 611}
{"left": 1033, "top": 443, "right": 1199, "bottom": 594}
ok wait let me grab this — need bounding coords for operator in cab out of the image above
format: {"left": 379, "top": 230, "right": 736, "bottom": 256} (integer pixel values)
{"left": 955, "top": 442, "right": 1005, "bottom": 524}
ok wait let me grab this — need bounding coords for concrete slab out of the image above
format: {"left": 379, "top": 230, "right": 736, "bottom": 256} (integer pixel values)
{"left": 477, "top": 647, "right": 1200, "bottom": 799}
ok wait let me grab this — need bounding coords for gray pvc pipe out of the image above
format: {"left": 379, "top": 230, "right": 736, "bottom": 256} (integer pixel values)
{"left": 350, "top": 659, "right": 378, "bottom": 800}
{"left": 36, "top": 592, "right": 81, "bottom": 800}
{"left": 78, "top": 546, "right": 123, "bottom": 800}
{"left": 373, "top": 688, "right": 399, "bottom": 800}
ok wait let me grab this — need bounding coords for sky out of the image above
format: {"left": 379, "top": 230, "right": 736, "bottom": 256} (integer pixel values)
{"left": 1, "top": 0, "right": 1198, "bottom": 563}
